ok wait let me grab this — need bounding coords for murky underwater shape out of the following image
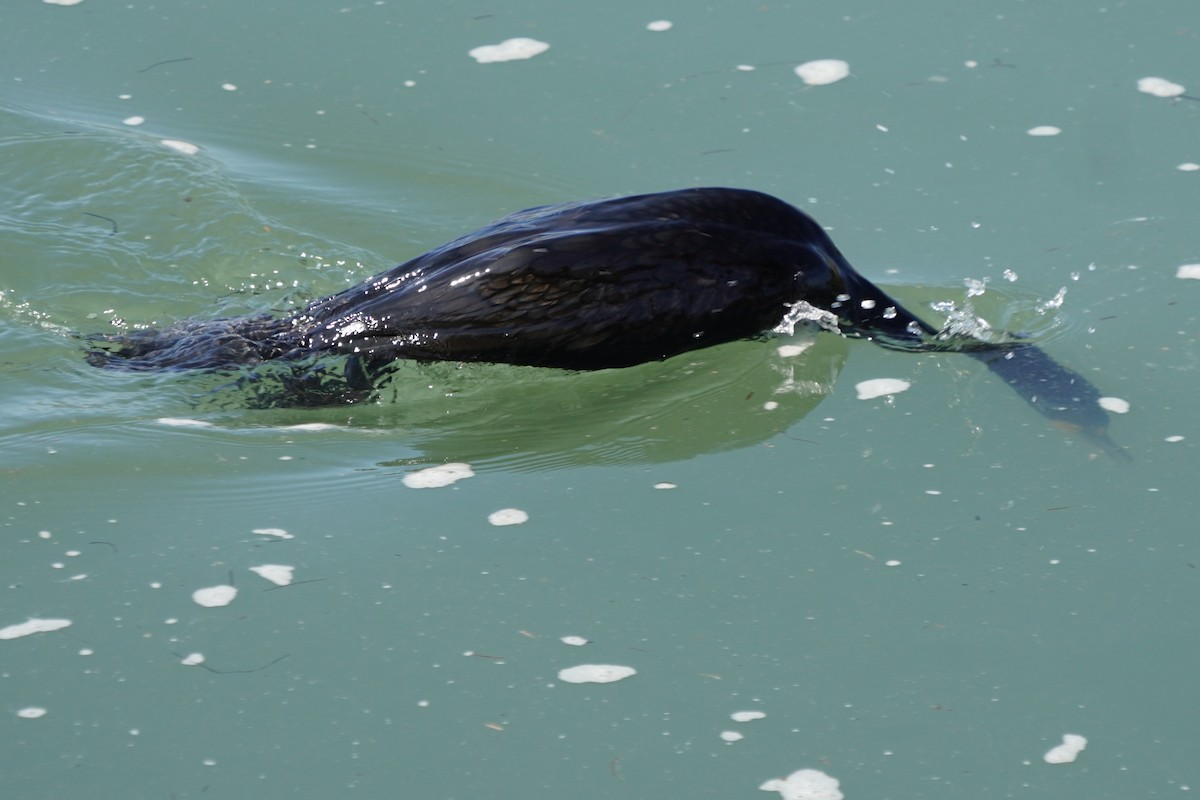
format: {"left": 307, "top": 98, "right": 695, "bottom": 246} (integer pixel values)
{"left": 2, "top": 0, "right": 1199, "bottom": 798}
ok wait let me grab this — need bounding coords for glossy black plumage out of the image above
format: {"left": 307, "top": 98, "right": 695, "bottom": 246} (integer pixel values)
{"left": 289, "top": 188, "right": 928, "bottom": 369}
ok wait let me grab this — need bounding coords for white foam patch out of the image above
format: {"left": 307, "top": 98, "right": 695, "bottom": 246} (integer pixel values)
{"left": 249, "top": 564, "right": 294, "bottom": 586}
{"left": 221, "top": 83, "right": 237, "bottom": 91}
{"left": 759, "top": 768, "right": 844, "bottom": 799}
{"left": 721, "top": 730, "right": 744, "bottom": 742}
{"left": 855, "top": 378, "right": 911, "bottom": 400}
{"left": 17, "top": 707, "right": 48, "bottom": 718}
{"left": 732, "top": 710, "right": 766, "bottom": 722}
{"left": 283, "top": 422, "right": 342, "bottom": 431}
{"left": 646, "top": 20, "right": 673, "bottom": 31}
{"left": 654, "top": 482, "right": 677, "bottom": 490}
{"left": 181, "top": 652, "right": 205, "bottom": 666}
{"left": 1137, "top": 76, "right": 1185, "bottom": 98}
{"left": 794, "top": 59, "right": 850, "bottom": 86}
{"left": 123, "top": 115, "right": 145, "bottom": 126}
{"left": 156, "top": 417, "right": 215, "bottom": 428}
{"left": 487, "top": 508, "right": 528, "bottom": 526}
{"left": 1178, "top": 163, "right": 1200, "bottom": 172}
{"left": 777, "top": 342, "right": 813, "bottom": 357}
{"left": 192, "top": 585, "right": 237, "bottom": 607}
{"left": 0, "top": 618, "right": 73, "bottom": 640}
{"left": 403, "top": 462, "right": 475, "bottom": 488}
{"left": 252, "top": 527, "right": 294, "bottom": 539}
{"left": 1098, "top": 396, "right": 1130, "bottom": 414}
{"left": 557, "top": 664, "right": 637, "bottom": 684}
{"left": 1027, "top": 125, "right": 1061, "bottom": 137}
{"left": 560, "top": 635, "right": 589, "bottom": 646}
{"left": 160, "top": 139, "right": 200, "bottom": 155}
{"left": 1176, "top": 264, "right": 1200, "bottom": 280}
{"left": 1043, "top": 733, "right": 1088, "bottom": 764}
{"left": 44, "top": 0, "right": 85, "bottom": 5}
{"left": 468, "top": 38, "right": 550, "bottom": 64}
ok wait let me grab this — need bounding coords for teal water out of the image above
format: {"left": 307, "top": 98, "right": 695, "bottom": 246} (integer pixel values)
{"left": 3, "top": 1, "right": 1199, "bottom": 798}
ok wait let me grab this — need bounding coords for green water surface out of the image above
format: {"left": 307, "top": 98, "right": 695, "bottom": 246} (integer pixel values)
{"left": 2, "top": 1, "right": 1198, "bottom": 798}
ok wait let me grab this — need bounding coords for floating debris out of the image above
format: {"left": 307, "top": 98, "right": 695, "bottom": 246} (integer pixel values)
{"left": 1044, "top": 733, "right": 1088, "bottom": 764}
{"left": 794, "top": 59, "right": 850, "bottom": 86}
{"left": 252, "top": 527, "right": 294, "bottom": 539}
{"left": 759, "top": 768, "right": 843, "bottom": 799}
{"left": 1137, "top": 76, "right": 1185, "bottom": 98}
{"left": 403, "top": 462, "right": 475, "bottom": 488}
{"left": 731, "top": 710, "right": 767, "bottom": 722}
{"left": 557, "top": 664, "right": 636, "bottom": 684}
{"left": 192, "top": 585, "right": 237, "bottom": 608}
{"left": 249, "top": 564, "right": 294, "bottom": 586}
{"left": 1176, "top": 264, "right": 1200, "bottom": 280}
{"left": 487, "top": 508, "right": 529, "bottom": 526}
{"left": 1098, "top": 397, "right": 1130, "bottom": 414}
{"left": 0, "top": 618, "right": 72, "bottom": 640}
{"left": 855, "top": 378, "right": 911, "bottom": 400}
{"left": 469, "top": 38, "right": 550, "bottom": 64}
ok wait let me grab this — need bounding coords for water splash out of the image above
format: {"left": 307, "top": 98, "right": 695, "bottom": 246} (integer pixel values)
{"left": 930, "top": 282, "right": 996, "bottom": 340}
{"left": 964, "top": 276, "right": 989, "bottom": 297}
{"left": 772, "top": 300, "right": 841, "bottom": 336}
{"left": 1036, "top": 286, "right": 1067, "bottom": 315}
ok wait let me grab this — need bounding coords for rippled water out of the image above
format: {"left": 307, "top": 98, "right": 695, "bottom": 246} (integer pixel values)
{"left": 3, "top": 1, "right": 1199, "bottom": 798}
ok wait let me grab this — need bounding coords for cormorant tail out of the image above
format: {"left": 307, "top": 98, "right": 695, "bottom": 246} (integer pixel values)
{"left": 85, "top": 313, "right": 301, "bottom": 371}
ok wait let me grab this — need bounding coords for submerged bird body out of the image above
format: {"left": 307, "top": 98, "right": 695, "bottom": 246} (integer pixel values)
{"left": 87, "top": 187, "right": 1126, "bottom": 458}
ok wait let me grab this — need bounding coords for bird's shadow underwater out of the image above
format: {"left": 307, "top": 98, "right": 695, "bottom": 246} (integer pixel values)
{"left": 117, "top": 327, "right": 839, "bottom": 472}
{"left": 84, "top": 187, "right": 1131, "bottom": 464}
